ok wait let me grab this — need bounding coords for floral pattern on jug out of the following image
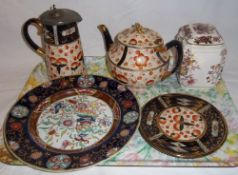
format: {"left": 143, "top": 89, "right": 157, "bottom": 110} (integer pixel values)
{"left": 206, "top": 64, "right": 222, "bottom": 84}
{"left": 45, "top": 39, "right": 84, "bottom": 79}
{"left": 206, "top": 48, "right": 227, "bottom": 84}
{"left": 179, "top": 49, "right": 200, "bottom": 86}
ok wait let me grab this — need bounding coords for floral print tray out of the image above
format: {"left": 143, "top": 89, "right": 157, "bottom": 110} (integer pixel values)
{"left": 1, "top": 56, "right": 238, "bottom": 167}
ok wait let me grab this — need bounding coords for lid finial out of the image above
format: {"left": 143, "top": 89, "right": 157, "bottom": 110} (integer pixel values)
{"left": 134, "top": 23, "right": 144, "bottom": 34}
{"left": 50, "top": 4, "right": 56, "bottom": 11}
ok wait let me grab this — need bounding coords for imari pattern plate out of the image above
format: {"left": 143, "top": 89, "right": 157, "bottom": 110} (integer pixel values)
{"left": 139, "top": 93, "right": 228, "bottom": 159}
{"left": 3, "top": 75, "right": 140, "bottom": 171}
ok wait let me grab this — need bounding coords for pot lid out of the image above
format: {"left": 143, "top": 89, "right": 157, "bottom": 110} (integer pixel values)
{"left": 39, "top": 5, "right": 82, "bottom": 26}
{"left": 177, "top": 23, "right": 224, "bottom": 45}
{"left": 117, "top": 23, "right": 164, "bottom": 48}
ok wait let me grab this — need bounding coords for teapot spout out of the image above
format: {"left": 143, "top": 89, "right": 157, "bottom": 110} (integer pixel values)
{"left": 98, "top": 24, "right": 113, "bottom": 52}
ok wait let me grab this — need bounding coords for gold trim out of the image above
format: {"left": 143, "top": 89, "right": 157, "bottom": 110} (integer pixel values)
{"left": 32, "top": 19, "right": 46, "bottom": 57}
{"left": 36, "top": 48, "right": 45, "bottom": 57}
{"left": 32, "top": 18, "right": 43, "bottom": 35}
{"left": 97, "top": 24, "right": 108, "bottom": 33}
{"left": 154, "top": 46, "right": 167, "bottom": 53}
{"left": 134, "top": 23, "right": 144, "bottom": 34}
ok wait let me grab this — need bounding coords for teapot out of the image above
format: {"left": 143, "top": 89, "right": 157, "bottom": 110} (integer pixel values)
{"left": 98, "top": 23, "right": 183, "bottom": 88}
{"left": 22, "top": 5, "right": 84, "bottom": 80}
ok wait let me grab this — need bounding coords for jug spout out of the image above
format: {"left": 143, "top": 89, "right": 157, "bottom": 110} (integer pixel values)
{"left": 98, "top": 24, "right": 113, "bottom": 52}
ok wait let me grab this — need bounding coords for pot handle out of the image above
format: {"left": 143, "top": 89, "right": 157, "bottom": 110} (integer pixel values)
{"left": 22, "top": 18, "right": 45, "bottom": 57}
{"left": 161, "top": 40, "right": 183, "bottom": 81}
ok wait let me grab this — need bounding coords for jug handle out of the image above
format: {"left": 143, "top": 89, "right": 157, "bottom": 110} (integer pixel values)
{"left": 22, "top": 18, "right": 45, "bottom": 57}
{"left": 161, "top": 40, "right": 183, "bottom": 81}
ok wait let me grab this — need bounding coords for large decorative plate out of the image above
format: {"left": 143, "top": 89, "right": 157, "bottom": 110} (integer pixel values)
{"left": 3, "top": 75, "right": 140, "bottom": 172}
{"left": 139, "top": 93, "right": 228, "bottom": 159}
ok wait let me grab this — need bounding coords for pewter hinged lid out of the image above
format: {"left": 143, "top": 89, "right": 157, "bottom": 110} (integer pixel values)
{"left": 39, "top": 5, "right": 82, "bottom": 26}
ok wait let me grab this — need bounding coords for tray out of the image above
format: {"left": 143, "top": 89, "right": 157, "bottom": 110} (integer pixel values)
{"left": 1, "top": 56, "right": 238, "bottom": 167}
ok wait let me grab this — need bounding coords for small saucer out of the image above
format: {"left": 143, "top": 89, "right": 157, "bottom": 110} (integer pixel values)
{"left": 139, "top": 93, "right": 228, "bottom": 158}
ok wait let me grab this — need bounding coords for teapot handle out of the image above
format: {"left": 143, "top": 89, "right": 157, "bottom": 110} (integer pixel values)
{"left": 22, "top": 18, "right": 45, "bottom": 57}
{"left": 161, "top": 40, "right": 183, "bottom": 80}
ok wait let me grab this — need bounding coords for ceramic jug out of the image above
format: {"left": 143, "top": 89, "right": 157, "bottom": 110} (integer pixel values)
{"left": 22, "top": 6, "right": 84, "bottom": 80}
{"left": 175, "top": 23, "right": 227, "bottom": 88}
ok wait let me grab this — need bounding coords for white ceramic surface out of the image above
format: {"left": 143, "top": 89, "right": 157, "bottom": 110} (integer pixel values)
{"left": 45, "top": 39, "right": 84, "bottom": 79}
{"left": 176, "top": 23, "right": 227, "bottom": 88}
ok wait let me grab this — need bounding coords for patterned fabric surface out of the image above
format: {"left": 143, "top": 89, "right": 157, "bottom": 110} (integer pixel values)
{"left": 1, "top": 56, "right": 238, "bottom": 167}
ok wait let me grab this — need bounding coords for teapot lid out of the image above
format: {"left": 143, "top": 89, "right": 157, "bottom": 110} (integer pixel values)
{"left": 117, "top": 23, "right": 164, "bottom": 48}
{"left": 39, "top": 5, "right": 82, "bottom": 26}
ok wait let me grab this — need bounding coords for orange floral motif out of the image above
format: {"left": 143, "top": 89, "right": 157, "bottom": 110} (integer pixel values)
{"left": 28, "top": 95, "right": 38, "bottom": 103}
{"left": 123, "top": 62, "right": 128, "bottom": 66}
{"left": 133, "top": 51, "right": 149, "bottom": 69}
{"left": 146, "top": 79, "right": 154, "bottom": 86}
{"left": 120, "top": 129, "right": 130, "bottom": 137}
{"left": 112, "top": 70, "right": 128, "bottom": 83}
{"left": 30, "top": 151, "right": 43, "bottom": 160}
{"left": 158, "top": 106, "right": 205, "bottom": 142}
{"left": 129, "top": 39, "right": 137, "bottom": 45}
{"left": 122, "top": 100, "right": 133, "bottom": 109}
{"left": 65, "top": 45, "right": 69, "bottom": 50}
{"left": 10, "top": 122, "right": 22, "bottom": 131}
{"left": 50, "top": 57, "right": 68, "bottom": 74}
{"left": 79, "top": 154, "right": 91, "bottom": 164}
